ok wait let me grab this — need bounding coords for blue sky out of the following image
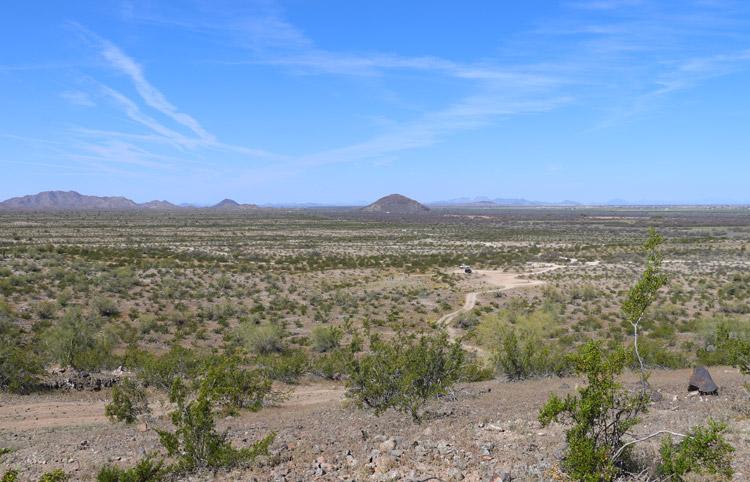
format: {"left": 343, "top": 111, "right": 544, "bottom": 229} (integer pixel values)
{"left": 2, "top": 0, "right": 750, "bottom": 205}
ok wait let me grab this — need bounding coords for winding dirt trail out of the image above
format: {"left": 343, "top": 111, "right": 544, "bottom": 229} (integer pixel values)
{"left": 437, "top": 264, "right": 562, "bottom": 327}
{"left": 436, "top": 264, "right": 563, "bottom": 352}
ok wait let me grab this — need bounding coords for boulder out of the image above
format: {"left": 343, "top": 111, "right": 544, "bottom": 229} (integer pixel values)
{"left": 688, "top": 366, "right": 718, "bottom": 395}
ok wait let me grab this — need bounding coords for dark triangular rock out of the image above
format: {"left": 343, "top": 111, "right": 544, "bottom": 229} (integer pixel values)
{"left": 688, "top": 366, "right": 718, "bottom": 395}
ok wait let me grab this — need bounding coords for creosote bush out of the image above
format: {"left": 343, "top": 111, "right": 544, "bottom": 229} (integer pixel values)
{"left": 96, "top": 456, "right": 165, "bottom": 482}
{"left": 156, "top": 378, "right": 274, "bottom": 472}
{"left": 200, "top": 356, "right": 272, "bottom": 415}
{"left": 42, "top": 308, "right": 116, "bottom": 371}
{"left": 346, "top": 330, "right": 464, "bottom": 422}
{"left": 238, "top": 322, "right": 285, "bottom": 355}
{"left": 105, "top": 378, "right": 150, "bottom": 424}
{"left": 492, "top": 327, "right": 569, "bottom": 380}
{"left": 540, "top": 231, "right": 735, "bottom": 481}
{"left": 0, "top": 312, "right": 43, "bottom": 393}
{"left": 310, "top": 325, "right": 342, "bottom": 353}
{"left": 539, "top": 341, "right": 647, "bottom": 480}
{"left": 659, "top": 419, "right": 734, "bottom": 480}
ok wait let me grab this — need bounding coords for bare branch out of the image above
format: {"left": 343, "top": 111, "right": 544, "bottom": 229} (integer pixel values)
{"left": 613, "top": 430, "right": 687, "bottom": 460}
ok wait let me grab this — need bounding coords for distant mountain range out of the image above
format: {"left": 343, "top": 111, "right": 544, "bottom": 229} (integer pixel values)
{"left": 0, "top": 191, "right": 257, "bottom": 211}
{"left": 1, "top": 191, "right": 746, "bottom": 212}
{"left": 430, "top": 197, "right": 581, "bottom": 207}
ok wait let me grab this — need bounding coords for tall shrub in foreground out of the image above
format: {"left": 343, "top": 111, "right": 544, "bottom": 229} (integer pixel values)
{"left": 346, "top": 331, "right": 464, "bottom": 422}
{"left": 156, "top": 378, "right": 274, "bottom": 473}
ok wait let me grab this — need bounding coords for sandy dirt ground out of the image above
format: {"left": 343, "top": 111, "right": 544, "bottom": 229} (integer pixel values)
{"left": 2, "top": 368, "right": 749, "bottom": 481}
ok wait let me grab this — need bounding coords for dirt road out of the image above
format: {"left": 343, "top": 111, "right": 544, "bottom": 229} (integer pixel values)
{"left": 436, "top": 264, "right": 562, "bottom": 328}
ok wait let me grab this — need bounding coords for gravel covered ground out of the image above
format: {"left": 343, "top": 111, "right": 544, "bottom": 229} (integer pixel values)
{"left": 2, "top": 368, "right": 749, "bottom": 481}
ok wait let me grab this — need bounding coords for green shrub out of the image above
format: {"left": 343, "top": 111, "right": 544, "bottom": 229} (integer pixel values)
{"left": 658, "top": 419, "right": 734, "bottom": 480}
{"left": 238, "top": 323, "right": 285, "bottom": 355}
{"left": 126, "top": 345, "right": 203, "bottom": 390}
{"left": 200, "top": 356, "right": 272, "bottom": 415}
{"left": 255, "top": 349, "right": 308, "bottom": 384}
{"left": 0, "top": 314, "right": 43, "bottom": 393}
{"left": 42, "top": 308, "right": 115, "bottom": 370}
{"left": 38, "top": 470, "right": 68, "bottom": 482}
{"left": 697, "top": 319, "right": 750, "bottom": 373}
{"left": 33, "top": 301, "right": 58, "bottom": 320}
{"left": 539, "top": 342, "right": 648, "bottom": 481}
{"left": 310, "top": 349, "right": 352, "bottom": 380}
{"left": 96, "top": 456, "right": 165, "bottom": 482}
{"left": 1, "top": 470, "right": 18, "bottom": 482}
{"left": 93, "top": 297, "right": 120, "bottom": 317}
{"left": 635, "top": 338, "right": 688, "bottom": 369}
{"left": 310, "top": 325, "right": 342, "bottom": 353}
{"left": 105, "top": 379, "right": 149, "bottom": 424}
{"left": 156, "top": 378, "right": 274, "bottom": 472}
{"left": 461, "top": 359, "right": 495, "bottom": 382}
{"left": 346, "top": 331, "right": 464, "bottom": 422}
{"left": 492, "top": 327, "right": 569, "bottom": 380}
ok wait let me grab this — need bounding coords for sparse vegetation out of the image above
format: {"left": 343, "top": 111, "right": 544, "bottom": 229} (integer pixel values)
{"left": 347, "top": 331, "right": 465, "bottom": 422}
{"left": 2, "top": 208, "right": 750, "bottom": 479}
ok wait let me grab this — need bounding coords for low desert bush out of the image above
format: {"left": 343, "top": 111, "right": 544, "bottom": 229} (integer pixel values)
{"left": 346, "top": 331, "right": 464, "bottom": 422}
{"left": 310, "top": 348, "right": 352, "bottom": 379}
{"left": 539, "top": 342, "right": 648, "bottom": 481}
{"left": 0, "top": 314, "right": 43, "bottom": 393}
{"left": 200, "top": 356, "right": 272, "bottom": 415}
{"left": 156, "top": 378, "right": 274, "bottom": 472}
{"left": 38, "top": 470, "right": 68, "bottom": 482}
{"left": 96, "top": 456, "right": 165, "bottom": 482}
{"left": 92, "top": 296, "right": 120, "bottom": 317}
{"left": 255, "top": 349, "right": 308, "bottom": 383}
{"left": 492, "top": 327, "right": 569, "bottom": 380}
{"left": 238, "top": 322, "right": 285, "bottom": 355}
{"left": 125, "top": 345, "right": 204, "bottom": 390}
{"left": 1, "top": 470, "right": 18, "bottom": 482}
{"left": 42, "top": 308, "right": 116, "bottom": 370}
{"left": 105, "top": 378, "right": 150, "bottom": 424}
{"left": 658, "top": 419, "right": 734, "bottom": 480}
{"left": 310, "top": 325, "right": 342, "bottom": 353}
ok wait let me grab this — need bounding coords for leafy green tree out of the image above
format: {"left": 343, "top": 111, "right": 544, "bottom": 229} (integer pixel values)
{"left": 346, "top": 331, "right": 464, "bottom": 422}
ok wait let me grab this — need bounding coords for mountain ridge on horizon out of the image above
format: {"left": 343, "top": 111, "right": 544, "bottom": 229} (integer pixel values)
{"left": 1, "top": 191, "right": 748, "bottom": 211}
{"left": 0, "top": 191, "right": 257, "bottom": 211}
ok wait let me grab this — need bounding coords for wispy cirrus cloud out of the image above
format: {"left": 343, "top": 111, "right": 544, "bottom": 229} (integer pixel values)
{"left": 53, "top": 0, "right": 750, "bottom": 179}
{"left": 98, "top": 38, "right": 215, "bottom": 142}
{"left": 55, "top": 23, "right": 284, "bottom": 176}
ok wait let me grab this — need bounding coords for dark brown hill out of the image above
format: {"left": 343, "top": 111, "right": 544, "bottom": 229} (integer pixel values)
{"left": 361, "top": 194, "right": 429, "bottom": 214}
